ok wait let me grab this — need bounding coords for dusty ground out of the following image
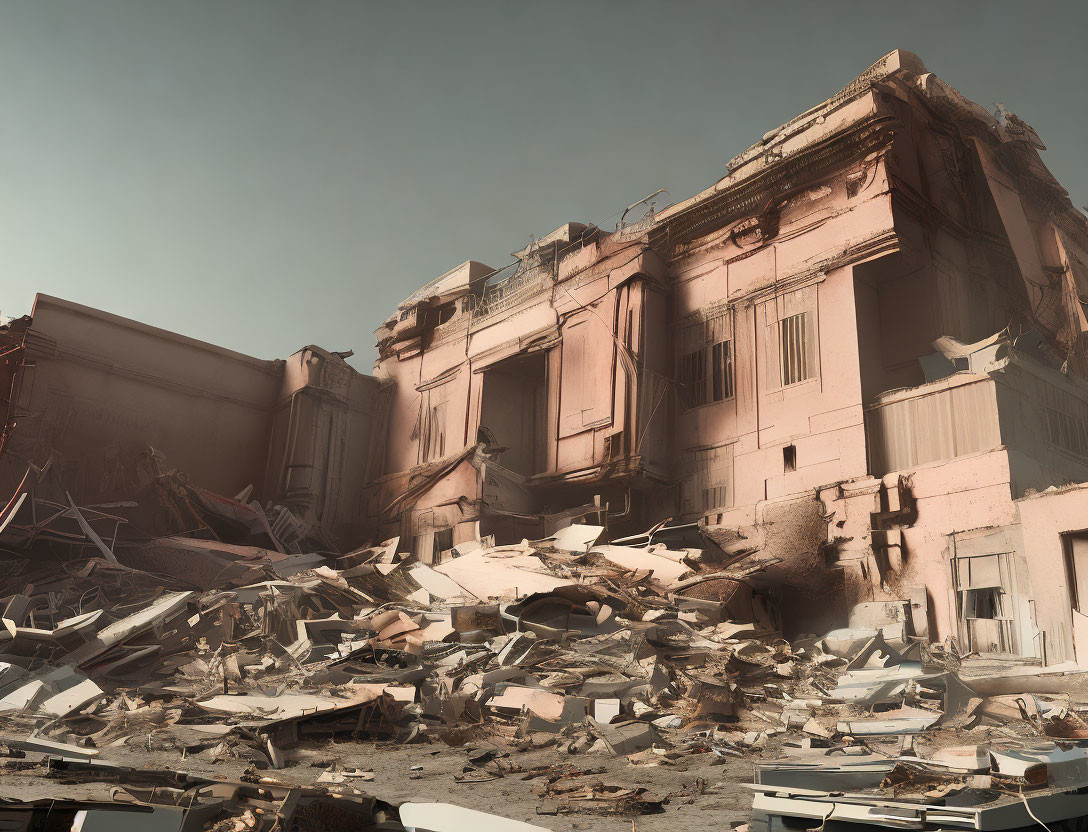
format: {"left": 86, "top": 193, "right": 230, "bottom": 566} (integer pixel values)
{"left": 0, "top": 736, "right": 757, "bottom": 831}
{"left": 0, "top": 660, "right": 1065, "bottom": 831}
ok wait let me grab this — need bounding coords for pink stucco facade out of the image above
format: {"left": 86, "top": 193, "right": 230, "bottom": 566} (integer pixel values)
{"left": 0, "top": 294, "right": 387, "bottom": 547}
{"left": 371, "top": 50, "right": 1088, "bottom": 661}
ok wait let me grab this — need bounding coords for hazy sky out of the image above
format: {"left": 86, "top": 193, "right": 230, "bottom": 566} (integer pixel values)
{"left": 1, "top": 1, "right": 1085, "bottom": 370}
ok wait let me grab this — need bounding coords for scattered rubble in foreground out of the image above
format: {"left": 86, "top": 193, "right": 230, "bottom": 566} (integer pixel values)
{"left": 3, "top": 509, "right": 1088, "bottom": 830}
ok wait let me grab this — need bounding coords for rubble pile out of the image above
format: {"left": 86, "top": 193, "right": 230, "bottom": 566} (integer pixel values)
{"left": 4, "top": 502, "right": 1088, "bottom": 829}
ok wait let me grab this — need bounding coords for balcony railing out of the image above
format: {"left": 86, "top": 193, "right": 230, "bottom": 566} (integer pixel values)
{"left": 471, "top": 264, "right": 550, "bottom": 322}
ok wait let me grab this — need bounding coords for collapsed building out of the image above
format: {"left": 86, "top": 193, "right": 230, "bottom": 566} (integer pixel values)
{"left": 0, "top": 293, "right": 387, "bottom": 552}
{"left": 4, "top": 47, "right": 1088, "bottom": 831}
{"left": 369, "top": 50, "right": 1088, "bottom": 662}
{"left": 3, "top": 50, "right": 1088, "bottom": 668}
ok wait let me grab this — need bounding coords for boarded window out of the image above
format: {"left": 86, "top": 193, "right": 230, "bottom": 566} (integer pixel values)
{"left": 414, "top": 511, "right": 453, "bottom": 565}
{"left": 560, "top": 324, "right": 586, "bottom": 435}
{"left": 778, "top": 312, "right": 812, "bottom": 386}
{"left": 677, "top": 309, "right": 734, "bottom": 410}
{"left": 959, "top": 553, "right": 1003, "bottom": 589}
{"left": 413, "top": 531, "right": 434, "bottom": 564}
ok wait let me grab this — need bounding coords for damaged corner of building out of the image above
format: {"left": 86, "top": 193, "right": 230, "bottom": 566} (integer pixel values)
{"left": 3, "top": 46, "right": 1088, "bottom": 831}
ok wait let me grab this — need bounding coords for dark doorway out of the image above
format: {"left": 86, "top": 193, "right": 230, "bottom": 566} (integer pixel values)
{"left": 479, "top": 353, "right": 547, "bottom": 477}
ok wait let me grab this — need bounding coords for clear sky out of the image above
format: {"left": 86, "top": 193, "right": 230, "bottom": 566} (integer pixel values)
{"left": 1, "top": 0, "right": 1084, "bottom": 370}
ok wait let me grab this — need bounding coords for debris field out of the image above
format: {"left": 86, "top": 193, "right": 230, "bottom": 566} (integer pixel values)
{"left": 3, "top": 44, "right": 1088, "bottom": 832}
{"left": 3, "top": 503, "right": 1088, "bottom": 831}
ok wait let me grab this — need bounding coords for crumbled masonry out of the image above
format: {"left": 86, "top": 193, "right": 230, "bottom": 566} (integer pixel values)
{"left": 3, "top": 518, "right": 1088, "bottom": 829}
{"left": 3, "top": 48, "right": 1088, "bottom": 830}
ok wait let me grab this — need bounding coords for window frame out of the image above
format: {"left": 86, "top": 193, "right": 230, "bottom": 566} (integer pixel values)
{"left": 760, "top": 287, "right": 820, "bottom": 393}
{"left": 1046, "top": 404, "right": 1088, "bottom": 459}
{"left": 422, "top": 400, "right": 447, "bottom": 463}
{"left": 679, "top": 337, "right": 735, "bottom": 411}
{"left": 679, "top": 443, "right": 734, "bottom": 516}
{"left": 778, "top": 311, "right": 813, "bottom": 387}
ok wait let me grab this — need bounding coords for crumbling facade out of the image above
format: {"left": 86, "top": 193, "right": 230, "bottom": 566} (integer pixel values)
{"left": 3, "top": 50, "right": 1088, "bottom": 665}
{"left": 6, "top": 49, "right": 1088, "bottom": 828}
{"left": 371, "top": 50, "right": 1088, "bottom": 662}
{"left": 0, "top": 294, "right": 387, "bottom": 549}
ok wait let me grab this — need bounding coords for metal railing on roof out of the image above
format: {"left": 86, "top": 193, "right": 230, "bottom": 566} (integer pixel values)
{"left": 471, "top": 263, "right": 550, "bottom": 321}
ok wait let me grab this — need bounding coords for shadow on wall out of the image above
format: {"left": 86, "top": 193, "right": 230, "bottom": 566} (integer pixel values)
{"left": 758, "top": 496, "right": 849, "bottom": 638}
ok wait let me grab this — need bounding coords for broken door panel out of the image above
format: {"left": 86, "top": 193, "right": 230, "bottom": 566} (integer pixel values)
{"left": 558, "top": 300, "right": 616, "bottom": 439}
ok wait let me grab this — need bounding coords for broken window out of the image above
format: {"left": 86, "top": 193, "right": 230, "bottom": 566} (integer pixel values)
{"left": 677, "top": 310, "right": 733, "bottom": 410}
{"left": 436, "top": 303, "right": 456, "bottom": 326}
{"left": 679, "top": 348, "right": 707, "bottom": 408}
{"left": 422, "top": 401, "right": 447, "bottom": 463}
{"left": 965, "top": 586, "right": 1005, "bottom": 619}
{"left": 1046, "top": 405, "right": 1088, "bottom": 457}
{"left": 778, "top": 312, "right": 812, "bottom": 386}
{"left": 603, "top": 429, "right": 624, "bottom": 461}
{"left": 679, "top": 444, "right": 733, "bottom": 516}
{"left": 433, "top": 527, "right": 453, "bottom": 564}
{"left": 711, "top": 340, "right": 734, "bottom": 402}
{"left": 962, "top": 587, "right": 1011, "bottom": 653}
{"left": 953, "top": 551, "right": 1017, "bottom": 654}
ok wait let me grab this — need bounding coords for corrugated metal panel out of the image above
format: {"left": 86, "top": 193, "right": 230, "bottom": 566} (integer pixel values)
{"left": 866, "top": 379, "right": 1000, "bottom": 474}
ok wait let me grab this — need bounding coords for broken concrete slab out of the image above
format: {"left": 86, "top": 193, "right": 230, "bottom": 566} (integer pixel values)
{"left": 401, "top": 802, "right": 552, "bottom": 831}
{"left": 540, "top": 524, "right": 605, "bottom": 553}
{"left": 433, "top": 549, "right": 572, "bottom": 599}
{"left": 588, "top": 718, "right": 655, "bottom": 756}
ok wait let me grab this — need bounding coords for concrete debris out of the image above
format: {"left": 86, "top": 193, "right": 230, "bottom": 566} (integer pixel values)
{"left": 1, "top": 47, "right": 1088, "bottom": 831}
{"left": 401, "top": 802, "right": 552, "bottom": 831}
{"left": 0, "top": 760, "right": 406, "bottom": 830}
{"left": 751, "top": 743, "right": 1088, "bottom": 832}
{"left": 0, "top": 508, "right": 1079, "bottom": 828}
{"left": 540, "top": 524, "right": 604, "bottom": 554}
